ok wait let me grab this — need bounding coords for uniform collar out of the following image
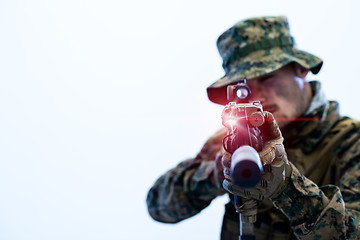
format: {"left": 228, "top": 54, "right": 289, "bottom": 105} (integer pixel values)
{"left": 304, "top": 81, "right": 327, "bottom": 116}
{"left": 282, "top": 81, "right": 340, "bottom": 152}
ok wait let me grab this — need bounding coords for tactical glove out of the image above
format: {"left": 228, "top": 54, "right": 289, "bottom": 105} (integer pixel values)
{"left": 221, "top": 111, "right": 292, "bottom": 200}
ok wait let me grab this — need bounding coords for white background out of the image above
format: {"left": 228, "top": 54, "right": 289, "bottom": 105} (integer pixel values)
{"left": 0, "top": 0, "right": 359, "bottom": 239}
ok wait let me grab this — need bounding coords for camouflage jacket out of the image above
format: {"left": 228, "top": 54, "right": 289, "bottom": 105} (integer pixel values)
{"left": 146, "top": 82, "right": 360, "bottom": 239}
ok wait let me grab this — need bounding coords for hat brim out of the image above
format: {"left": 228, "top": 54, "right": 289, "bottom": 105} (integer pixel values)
{"left": 207, "top": 47, "right": 323, "bottom": 105}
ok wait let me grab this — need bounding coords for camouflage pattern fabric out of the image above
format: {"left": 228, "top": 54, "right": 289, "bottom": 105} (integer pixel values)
{"left": 207, "top": 16, "right": 323, "bottom": 105}
{"left": 146, "top": 81, "right": 360, "bottom": 239}
{"left": 146, "top": 128, "right": 227, "bottom": 222}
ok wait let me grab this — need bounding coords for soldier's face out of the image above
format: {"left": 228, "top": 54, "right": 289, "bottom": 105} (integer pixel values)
{"left": 247, "top": 64, "right": 311, "bottom": 129}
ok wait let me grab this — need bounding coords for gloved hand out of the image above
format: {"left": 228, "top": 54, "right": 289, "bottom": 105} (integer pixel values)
{"left": 221, "top": 111, "right": 292, "bottom": 200}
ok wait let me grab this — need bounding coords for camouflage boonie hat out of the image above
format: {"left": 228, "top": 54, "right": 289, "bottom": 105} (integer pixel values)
{"left": 207, "top": 16, "right": 323, "bottom": 105}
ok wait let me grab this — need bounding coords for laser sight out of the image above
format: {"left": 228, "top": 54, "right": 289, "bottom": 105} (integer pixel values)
{"left": 227, "top": 78, "right": 251, "bottom": 103}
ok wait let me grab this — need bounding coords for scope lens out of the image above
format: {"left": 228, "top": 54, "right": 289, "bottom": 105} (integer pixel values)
{"left": 236, "top": 88, "right": 249, "bottom": 99}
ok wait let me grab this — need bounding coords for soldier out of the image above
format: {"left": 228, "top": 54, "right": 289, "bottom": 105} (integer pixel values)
{"left": 146, "top": 16, "right": 360, "bottom": 239}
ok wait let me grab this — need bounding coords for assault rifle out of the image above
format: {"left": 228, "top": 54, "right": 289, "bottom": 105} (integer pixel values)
{"left": 221, "top": 78, "right": 265, "bottom": 240}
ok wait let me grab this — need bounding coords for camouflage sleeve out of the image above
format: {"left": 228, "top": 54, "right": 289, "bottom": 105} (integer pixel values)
{"left": 271, "top": 132, "right": 360, "bottom": 239}
{"left": 146, "top": 129, "right": 227, "bottom": 223}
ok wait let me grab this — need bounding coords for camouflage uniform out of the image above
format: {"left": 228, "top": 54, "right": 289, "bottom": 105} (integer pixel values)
{"left": 146, "top": 16, "right": 360, "bottom": 239}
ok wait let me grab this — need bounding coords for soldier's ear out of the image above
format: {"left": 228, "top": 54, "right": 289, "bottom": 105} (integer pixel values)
{"left": 294, "top": 63, "right": 310, "bottom": 79}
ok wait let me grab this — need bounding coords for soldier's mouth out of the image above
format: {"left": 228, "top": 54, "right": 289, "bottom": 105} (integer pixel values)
{"left": 263, "top": 105, "right": 278, "bottom": 113}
